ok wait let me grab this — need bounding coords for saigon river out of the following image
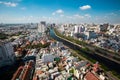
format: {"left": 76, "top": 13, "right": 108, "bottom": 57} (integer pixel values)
{"left": 50, "top": 28, "right": 120, "bottom": 79}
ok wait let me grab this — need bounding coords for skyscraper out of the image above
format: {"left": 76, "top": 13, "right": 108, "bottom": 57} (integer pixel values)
{"left": 38, "top": 21, "right": 47, "bottom": 33}
{"left": 40, "top": 21, "right": 46, "bottom": 26}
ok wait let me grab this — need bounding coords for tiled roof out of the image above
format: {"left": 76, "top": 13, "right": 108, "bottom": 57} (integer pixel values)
{"left": 85, "top": 72, "right": 99, "bottom": 80}
{"left": 36, "top": 70, "right": 44, "bottom": 74}
{"left": 11, "top": 66, "right": 23, "bottom": 80}
{"left": 12, "top": 61, "right": 34, "bottom": 80}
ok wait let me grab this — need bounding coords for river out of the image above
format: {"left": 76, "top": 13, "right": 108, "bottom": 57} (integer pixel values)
{"left": 50, "top": 28, "right": 120, "bottom": 78}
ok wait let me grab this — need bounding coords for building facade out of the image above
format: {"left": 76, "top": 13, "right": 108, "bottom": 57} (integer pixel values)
{"left": 0, "top": 41, "right": 15, "bottom": 68}
{"left": 38, "top": 21, "right": 47, "bottom": 33}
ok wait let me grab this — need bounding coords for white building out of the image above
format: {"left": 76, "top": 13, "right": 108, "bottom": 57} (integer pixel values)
{"left": 60, "top": 25, "right": 65, "bottom": 33}
{"left": 74, "top": 25, "right": 85, "bottom": 33}
{"left": 70, "top": 31, "right": 74, "bottom": 37}
{"left": 115, "top": 25, "right": 120, "bottom": 34}
{"left": 38, "top": 21, "right": 47, "bottom": 33}
{"left": 74, "top": 26, "right": 79, "bottom": 33}
{"left": 41, "top": 54, "right": 55, "bottom": 63}
{"left": 0, "top": 41, "right": 15, "bottom": 68}
{"left": 85, "top": 25, "right": 99, "bottom": 33}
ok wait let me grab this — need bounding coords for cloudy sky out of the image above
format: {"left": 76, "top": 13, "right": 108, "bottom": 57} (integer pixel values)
{"left": 0, "top": 0, "right": 120, "bottom": 24}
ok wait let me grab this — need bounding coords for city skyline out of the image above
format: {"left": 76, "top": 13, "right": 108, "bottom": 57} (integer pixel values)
{"left": 0, "top": 0, "right": 120, "bottom": 24}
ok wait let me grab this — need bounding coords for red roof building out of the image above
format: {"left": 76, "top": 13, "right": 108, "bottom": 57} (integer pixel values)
{"left": 26, "top": 41, "right": 30, "bottom": 45}
{"left": 93, "top": 63, "right": 100, "bottom": 72}
{"left": 11, "top": 60, "right": 34, "bottom": 80}
{"left": 84, "top": 72, "right": 99, "bottom": 80}
{"left": 11, "top": 66, "right": 23, "bottom": 80}
{"left": 40, "top": 40, "right": 47, "bottom": 45}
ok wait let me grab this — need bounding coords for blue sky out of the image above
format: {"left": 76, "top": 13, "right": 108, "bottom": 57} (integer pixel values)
{"left": 0, "top": 0, "right": 120, "bottom": 24}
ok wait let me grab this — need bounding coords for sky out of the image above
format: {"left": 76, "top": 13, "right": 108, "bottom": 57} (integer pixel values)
{"left": 0, "top": 0, "right": 120, "bottom": 24}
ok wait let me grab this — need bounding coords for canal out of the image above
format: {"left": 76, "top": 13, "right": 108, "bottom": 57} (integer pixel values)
{"left": 50, "top": 28, "right": 120, "bottom": 78}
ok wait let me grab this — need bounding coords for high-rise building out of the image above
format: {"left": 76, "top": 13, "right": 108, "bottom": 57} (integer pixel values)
{"left": 40, "top": 21, "right": 46, "bottom": 26}
{"left": 0, "top": 41, "right": 15, "bottom": 68}
{"left": 74, "top": 26, "right": 79, "bottom": 33}
{"left": 84, "top": 31, "right": 97, "bottom": 40}
{"left": 74, "top": 25, "right": 85, "bottom": 33}
{"left": 99, "top": 23, "right": 109, "bottom": 32}
{"left": 38, "top": 21, "right": 47, "bottom": 33}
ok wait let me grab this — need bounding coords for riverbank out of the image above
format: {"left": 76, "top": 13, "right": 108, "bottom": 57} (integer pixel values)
{"left": 53, "top": 28, "right": 120, "bottom": 63}
{"left": 51, "top": 28, "right": 120, "bottom": 80}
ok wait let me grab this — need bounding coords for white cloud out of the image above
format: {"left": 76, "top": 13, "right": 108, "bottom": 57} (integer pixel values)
{"left": 66, "top": 16, "right": 73, "bottom": 19}
{"left": 84, "top": 14, "right": 91, "bottom": 18}
{"left": 52, "top": 12, "right": 55, "bottom": 15}
{"left": 80, "top": 5, "right": 91, "bottom": 10}
{"left": 42, "top": 16, "right": 47, "bottom": 19}
{"left": 74, "top": 14, "right": 84, "bottom": 18}
{"left": 21, "top": 7, "right": 26, "bottom": 10}
{"left": 0, "top": 1, "right": 18, "bottom": 7}
{"left": 60, "top": 14, "right": 64, "bottom": 17}
{"left": 56, "top": 9, "right": 64, "bottom": 14}
{"left": 0, "top": 1, "right": 2, "bottom": 4}
{"left": 52, "top": 9, "right": 64, "bottom": 15}
{"left": 109, "top": 13, "right": 117, "bottom": 16}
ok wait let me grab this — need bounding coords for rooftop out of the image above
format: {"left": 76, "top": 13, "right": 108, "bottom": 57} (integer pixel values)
{"left": 85, "top": 72, "right": 99, "bottom": 80}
